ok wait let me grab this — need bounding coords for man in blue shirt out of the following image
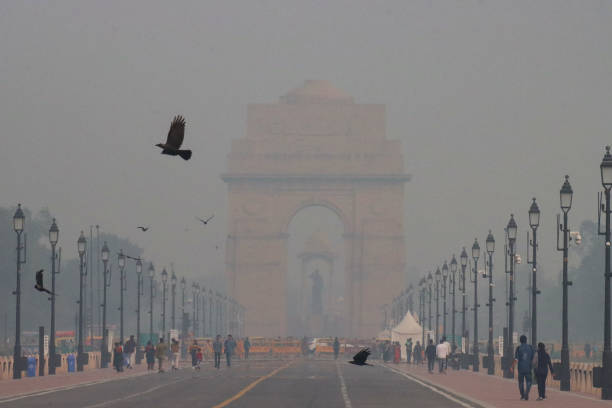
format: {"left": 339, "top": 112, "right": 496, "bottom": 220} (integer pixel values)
{"left": 513, "top": 335, "right": 535, "bottom": 400}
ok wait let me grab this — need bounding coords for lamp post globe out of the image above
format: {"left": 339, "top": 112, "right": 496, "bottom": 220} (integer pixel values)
{"left": 560, "top": 175, "right": 573, "bottom": 213}
{"left": 471, "top": 238, "right": 480, "bottom": 261}
{"left": 529, "top": 198, "right": 541, "bottom": 229}
{"left": 48, "top": 219, "right": 59, "bottom": 374}
{"left": 486, "top": 231, "right": 495, "bottom": 255}
{"left": 13, "top": 203, "right": 25, "bottom": 233}
{"left": 507, "top": 215, "right": 517, "bottom": 243}
{"left": 602, "top": 146, "right": 612, "bottom": 190}
{"left": 101, "top": 242, "right": 109, "bottom": 262}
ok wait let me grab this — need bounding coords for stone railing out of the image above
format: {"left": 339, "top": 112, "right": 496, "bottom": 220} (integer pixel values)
{"left": 479, "top": 354, "right": 600, "bottom": 397}
{"left": 0, "top": 352, "right": 101, "bottom": 380}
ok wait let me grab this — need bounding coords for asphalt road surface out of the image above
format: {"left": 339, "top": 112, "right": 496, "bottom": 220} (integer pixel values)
{"left": 0, "top": 359, "right": 480, "bottom": 408}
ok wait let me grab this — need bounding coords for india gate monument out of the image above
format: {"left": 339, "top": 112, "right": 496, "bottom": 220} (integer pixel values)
{"left": 223, "top": 80, "right": 410, "bottom": 338}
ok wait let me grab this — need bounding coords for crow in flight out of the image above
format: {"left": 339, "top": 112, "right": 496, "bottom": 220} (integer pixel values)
{"left": 34, "top": 270, "right": 54, "bottom": 295}
{"left": 137, "top": 226, "right": 149, "bottom": 232}
{"left": 196, "top": 215, "right": 214, "bottom": 225}
{"left": 155, "top": 115, "right": 192, "bottom": 160}
{"left": 349, "top": 348, "right": 371, "bottom": 366}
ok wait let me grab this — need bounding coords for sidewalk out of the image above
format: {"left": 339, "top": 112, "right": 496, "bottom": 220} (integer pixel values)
{"left": 0, "top": 364, "right": 151, "bottom": 400}
{"left": 386, "top": 362, "right": 612, "bottom": 408}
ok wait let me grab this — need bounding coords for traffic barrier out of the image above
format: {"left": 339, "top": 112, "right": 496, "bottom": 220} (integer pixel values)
{"left": 0, "top": 351, "right": 102, "bottom": 380}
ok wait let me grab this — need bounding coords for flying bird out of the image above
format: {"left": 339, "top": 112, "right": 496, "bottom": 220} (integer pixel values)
{"left": 34, "top": 270, "right": 54, "bottom": 295}
{"left": 137, "top": 226, "right": 149, "bottom": 232}
{"left": 155, "top": 115, "right": 192, "bottom": 160}
{"left": 349, "top": 348, "right": 371, "bottom": 366}
{"left": 196, "top": 215, "right": 214, "bottom": 225}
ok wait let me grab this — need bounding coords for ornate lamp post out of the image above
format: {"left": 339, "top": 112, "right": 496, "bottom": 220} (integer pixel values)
{"left": 201, "top": 286, "right": 207, "bottom": 337}
{"left": 180, "top": 277, "right": 186, "bottom": 358}
{"left": 434, "top": 267, "right": 441, "bottom": 343}
{"left": 171, "top": 270, "right": 177, "bottom": 331}
{"left": 460, "top": 247, "right": 468, "bottom": 357}
{"left": 600, "top": 146, "right": 612, "bottom": 399}
{"left": 48, "top": 219, "right": 59, "bottom": 375}
{"left": 485, "top": 230, "right": 495, "bottom": 375}
{"left": 135, "top": 258, "right": 143, "bottom": 353}
{"left": 118, "top": 250, "right": 126, "bottom": 343}
{"left": 192, "top": 283, "right": 199, "bottom": 336}
{"left": 557, "top": 176, "right": 573, "bottom": 391}
{"left": 12, "top": 204, "right": 25, "bottom": 379}
{"left": 148, "top": 263, "right": 155, "bottom": 343}
{"left": 100, "top": 242, "right": 110, "bottom": 368}
{"left": 419, "top": 278, "right": 426, "bottom": 347}
{"left": 161, "top": 268, "right": 168, "bottom": 338}
{"left": 77, "top": 231, "right": 87, "bottom": 372}
{"left": 442, "top": 261, "right": 449, "bottom": 339}
{"left": 450, "top": 255, "right": 458, "bottom": 352}
{"left": 427, "top": 272, "right": 433, "bottom": 342}
{"left": 504, "top": 214, "right": 517, "bottom": 378}
{"left": 528, "top": 198, "right": 540, "bottom": 349}
{"left": 471, "top": 238, "right": 480, "bottom": 372}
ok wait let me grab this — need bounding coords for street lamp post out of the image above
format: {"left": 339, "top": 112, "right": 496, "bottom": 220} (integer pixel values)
{"left": 442, "top": 262, "right": 449, "bottom": 339}
{"left": 135, "top": 258, "right": 143, "bottom": 358}
{"left": 528, "top": 198, "right": 540, "bottom": 349}
{"left": 77, "top": 231, "right": 87, "bottom": 372}
{"left": 504, "top": 215, "right": 517, "bottom": 378}
{"left": 460, "top": 248, "right": 468, "bottom": 359}
{"left": 148, "top": 263, "right": 155, "bottom": 343}
{"left": 171, "top": 270, "right": 177, "bottom": 331}
{"left": 471, "top": 239, "right": 480, "bottom": 372}
{"left": 100, "top": 242, "right": 110, "bottom": 368}
{"left": 450, "top": 256, "right": 458, "bottom": 352}
{"left": 599, "top": 146, "right": 612, "bottom": 400}
{"left": 118, "top": 250, "right": 126, "bottom": 344}
{"left": 557, "top": 175, "right": 573, "bottom": 391}
{"left": 180, "top": 277, "right": 186, "bottom": 358}
{"left": 12, "top": 204, "right": 25, "bottom": 379}
{"left": 192, "top": 283, "right": 199, "bottom": 336}
{"left": 485, "top": 230, "right": 495, "bottom": 375}
{"left": 201, "top": 287, "right": 207, "bottom": 337}
{"left": 419, "top": 278, "right": 426, "bottom": 347}
{"left": 48, "top": 219, "right": 59, "bottom": 375}
{"left": 435, "top": 268, "right": 441, "bottom": 343}
{"left": 427, "top": 272, "right": 433, "bottom": 343}
{"left": 161, "top": 269, "right": 168, "bottom": 338}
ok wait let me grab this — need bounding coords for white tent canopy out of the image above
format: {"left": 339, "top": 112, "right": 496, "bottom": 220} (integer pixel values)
{"left": 391, "top": 311, "right": 423, "bottom": 361}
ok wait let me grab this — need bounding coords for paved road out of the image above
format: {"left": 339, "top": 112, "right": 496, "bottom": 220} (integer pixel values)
{"left": 0, "top": 359, "right": 479, "bottom": 408}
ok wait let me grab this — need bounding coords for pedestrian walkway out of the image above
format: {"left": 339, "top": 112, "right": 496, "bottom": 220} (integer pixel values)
{"left": 385, "top": 362, "right": 611, "bottom": 408}
{"left": 0, "top": 364, "right": 150, "bottom": 400}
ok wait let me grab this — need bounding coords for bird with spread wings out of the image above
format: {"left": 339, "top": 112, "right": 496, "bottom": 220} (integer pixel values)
{"left": 155, "top": 115, "right": 192, "bottom": 160}
{"left": 34, "top": 269, "right": 54, "bottom": 295}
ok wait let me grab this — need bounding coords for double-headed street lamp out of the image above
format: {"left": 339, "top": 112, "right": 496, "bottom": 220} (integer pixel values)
{"left": 161, "top": 268, "right": 168, "bottom": 337}
{"left": 599, "top": 146, "right": 612, "bottom": 400}
{"left": 118, "top": 250, "right": 126, "bottom": 343}
{"left": 460, "top": 247, "right": 468, "bottom": 356}
{"left": 12, "top": 204, "right": 25, "bottom": 379}
{"left": 100, "top": 242, "right": 110, "bottom": 368}
{"left": 434, "top": 268, "right": 441, "bottom": 342}
{"left": 471, "top": 238, "right": 480, "bottom": 372}
{"left": 442, "top": 261, "right": 449, "bottom": 339}
{"left": 77, "top": 231, "right": 87, "bottom": 372}
{"left": 528, "top": 198, "right": 541, "bottom": 349}
{"left": 171, "top": 270, "right": 177, "bottom": 331}
{"left": 148, "top": 263, "right": 155, "bottom": 343}
{"left": 557, "top": 175, "right": 573, "bottom": 391}
{"left": 48, "top": 219, "right": 59, "bottom": 375}
{"left": 485, "top": 230, "right": 495, "bottom": 375}
{"left": 504, "top": 214, "right": 518, "bottom": 378}
{"left": 450, "top": 255, "right": 458, "bottom": 352}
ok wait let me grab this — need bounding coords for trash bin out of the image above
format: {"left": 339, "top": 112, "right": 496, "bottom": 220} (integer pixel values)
{"left": 67, "top": 354, "right": 76, "bottom": 372}
{"left": 26, "top": 357, "right": 37, "bottom": 377}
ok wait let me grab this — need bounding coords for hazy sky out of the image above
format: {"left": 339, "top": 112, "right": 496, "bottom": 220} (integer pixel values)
{"left": 1, "top": 0, "right": 611, "bottom": 290}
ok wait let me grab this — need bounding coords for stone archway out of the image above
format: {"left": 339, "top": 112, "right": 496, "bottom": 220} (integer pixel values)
{"left": 222, "top": 80, "right": 410, "bottom": 338}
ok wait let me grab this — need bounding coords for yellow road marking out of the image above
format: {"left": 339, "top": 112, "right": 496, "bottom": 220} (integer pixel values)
{"left": 212, "top": 361, "right": 293, "bottom": 408}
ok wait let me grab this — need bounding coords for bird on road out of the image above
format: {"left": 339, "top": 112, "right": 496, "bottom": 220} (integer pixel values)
{"left": 196, "top": 215, "right": 214, "bottom": 225}
{"left": 137, "top": 226, "right": 149, "bottom": 232}
{"left": 155, "top": 115, "right": 192, "bottom": 160}
{"left": 349, "top": 348, "right": 371, "bottom": 366}
{"left": 34, "top": 270, "right": 54, "bottom": 295}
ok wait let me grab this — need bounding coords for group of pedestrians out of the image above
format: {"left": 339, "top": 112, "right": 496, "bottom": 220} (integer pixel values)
{"left": 112, "top": 335, "right": 137, "bottom": 372}
{"left": 404, "top": 338, "right": 423, "bottom": 364}
{"left": 424, "top": 337, "right": 451, "bottom": 374}
{"left": 512, "top": 335, "right": 554, "bottom": 401}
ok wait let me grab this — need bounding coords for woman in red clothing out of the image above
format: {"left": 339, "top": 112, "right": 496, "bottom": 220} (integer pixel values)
{"left": 393, "top": 342, "right": 401, "bottom": 363}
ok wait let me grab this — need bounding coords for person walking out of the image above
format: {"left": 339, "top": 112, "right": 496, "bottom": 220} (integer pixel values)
{"left": 213, "top": 335, "right": 223, "bottom": 369}
{"left": 124, "top": 335, "right": 136, "bottom": 369}
{"left": 145, "top": 340, "right": 156, "bottom": 371}
{"left": 405, "top": 338, "right": 413, "bottom": 364}
{"left": 189, "top": 340, "right": 201, "bottom": 370}
{"left": 333, "top": 337, "right": 340, "bottom": 360}
{"left": 512, "top": 335, "right": 535, "bottom": 400}
{"left": 413, "top": 341, "right": 422, "bottom": 365}
{"left": 436, "top": 338, "right": 449, "bottom": 374}
{"left": 113, "top": 342, "right": 124, "bottom": 372}
{"left": 425, "top": 339, "right": 436, "bottom": 374}
{"left": 224, "top": 334, "right": 236, "bottom": 367}
{"left": 534, "top": 342, "right": 554, "bottom": 401}
{"left": 155, "top": 338, "right": 168, "bottom": 373}
{"left": 244, "top": 337, "right": 251, "bottom": 360}
{"left": 393, "top": 342, "right": 401, "bottom": 364}
{"left": 170, "top": 338, "right": 180, "bottom": 370}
